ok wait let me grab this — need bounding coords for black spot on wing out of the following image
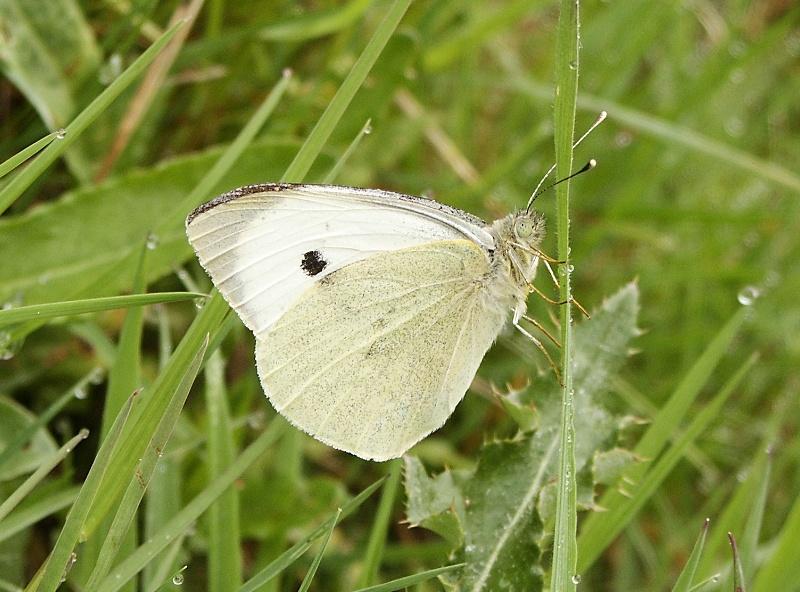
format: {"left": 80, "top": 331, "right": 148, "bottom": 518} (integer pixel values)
{"left": 301, "top": 250, "right": 327, "bottom": 276}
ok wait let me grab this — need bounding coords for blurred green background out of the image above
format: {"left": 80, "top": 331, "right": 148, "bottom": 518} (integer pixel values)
{"left": 0, "top": 0, "right": 798, "bottom": 590}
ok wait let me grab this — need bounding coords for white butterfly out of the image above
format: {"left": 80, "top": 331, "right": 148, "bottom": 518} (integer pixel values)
{"left": 186, "top": 183, "right": 555, "bottom": 461}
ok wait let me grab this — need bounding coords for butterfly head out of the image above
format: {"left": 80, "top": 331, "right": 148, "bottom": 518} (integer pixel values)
{"left": 489, "top": 210, "right": 546, "bottom": 289}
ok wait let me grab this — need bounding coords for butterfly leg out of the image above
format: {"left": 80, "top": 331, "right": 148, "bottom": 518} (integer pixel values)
{"left": 521, "top": 313, "right": 561, "bottom": 348}
{"left": 530, "top": 273, "right": 591, "bottom": 319}
{"left": 513, "top": 319, "right": 563, "bottom": 386}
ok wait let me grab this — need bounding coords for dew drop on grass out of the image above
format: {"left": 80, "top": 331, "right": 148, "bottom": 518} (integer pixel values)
{"left": 363, "top": 121, "right": 373, "bottom": 135}
{"left": 172, "top": 565, "right": 188, "bottom": 585}
{"left": 282, "top": 67, "right": 293, "bottom": 79}
{"left": 568, "top": 60, "right": 578, "bottom": 70}
{"left": 55, "top": 128, "right": 67, "bottom": 139}
{"left": 571, "top": 574, "right": 582, "bottom": 584}
{"left": 146, "top": 232, "right": 160, "bottom": 250}
{"left": 74, "top": 386, "right": 87, "bottom": 400}
{"left": 88, "top": 367, "right": 104, "bottom": 384}
{"left": 737, "top": 285, "right": 761, "bottom": 306}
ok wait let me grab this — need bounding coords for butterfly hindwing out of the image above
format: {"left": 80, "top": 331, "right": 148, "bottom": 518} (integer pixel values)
{"left": 186, "top": 184, "right": 494, "bottom": 338}
{"left": 255, "top": 240, "right": 507, "bottom": 461}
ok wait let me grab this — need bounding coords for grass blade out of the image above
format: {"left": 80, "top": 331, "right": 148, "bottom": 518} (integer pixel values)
{"left": 740, "top": 451, "right": 771, "bottom": 583}
{"left": 205, "top": 351, "right": 242, "bottom": 591}
{"left": 0, "top": 130, "right": 62, "bottom": 179}
{"left": 322, "top": 118, "right": 373, "bottom": 183}
{"left": 671, "top": 519, "right": 710, "bottom": 592}
{"left": 95, "top": 420, "right": 285, "bottom": 592}
{"left": 81, "top": 292, "right": 228, "bottom": 537}
{"left": 358, "top": 459, "right": 402, "bottom": 587}
{"left": 352, "top": 563, "right": 466, "bottom": 592}
{"left": 751, "top": 479, "right": 800, "bottom": 592}
{"left": 31, "top": 391, "right": 137, "bottom": 592}
{"left": 281, "top": 0, "right": 412, "bottom": 181}
{"left": 239, "top": 477, "right": 386, "bottom": 592}
{"left": 83, "top": 335, "right": 209, "bottom": 589}
{"left": 0, "top": 430, "right": 88, "bottom": 523}
{"left": 728, "top": 533, "right": 745, "bottom": 592}
{"left": 0, "top": 292, "right": 203, "bottom": 328}
{"left": 0, "top": 20, "right": 186, "bottom": 215}
{"left": 550, "top": 0, "right": 581, "bottom": 589}
{"left": 0, "top": 487, "right": 79, "bottom": 545}
{"left": 298, "top": 508, "right": 341, "bottom": 592}
{"left": 577, "top": 350, "right": 756, "bottom": 572}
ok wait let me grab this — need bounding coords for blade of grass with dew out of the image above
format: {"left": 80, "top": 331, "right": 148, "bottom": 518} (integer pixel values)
{"left": 550, "top": 0, "right": 581, "bottom": 589}
{"left": 0, "top": 369, "right": 99, "bottom": 474}
{"left": 298, "top": 508, "right": 341, "bottom": 592}
{"left": 358, "top": 459, "right": 402, "bottom": 587}
{"left": 281, "top": 0, "right": 412, "bottom": 182}
{"left": 29, "top": 391, "right": 137, "bottom": 592}
{"left": 239, "top": 477, "right": 386, "bottom": 592}
{"left": 751, "top": 482, "right": 800, "bottom": 592}
{"left": 0, "top": 20, "right": 186, "bottom": 216}
{"left": 81, "top": 294, "right": 228, "bottom": 537}
{"left": 352, "top": 563, "right": 466, "bottom": 592}
{"left": 0, "top": 430, "right": 88, "bottom": 523}
{"left": 94, "top": 420, "right": 285, "bottom": 592}
{"left": 205, "top": 351, "right": 242, "bottom": 592}
{"left": 577, "top": 351, "right": 756, "bottom": 572}
{"left": 0, "top": 487, "right": 79, "bottom": 545}
{"left": 142, "top": 533, "right": 187, "bottom": 592}
{"left": 84, "top": 335, "right": 209, "bottom": 589}
{"left": 671, "top": 519, "right": 710, "bottom": 592}
{"left": 322, "top": 118, "right": 373, "bottom": 183}
{"left": 0, "top": 130, "right": 62, "bottom": 180}
{"left": 71, "top": 242, "right": 149, "bottom": 588}
{"left": 0, "top": 292, "right": 203, "bottom": 328}
{"left": 689, "top": 574, "right": 722, "bottom": 592}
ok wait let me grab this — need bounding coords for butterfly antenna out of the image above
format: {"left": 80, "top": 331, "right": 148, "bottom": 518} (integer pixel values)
{"left": 526, "top": 111, "right": 607, "bottom": 211}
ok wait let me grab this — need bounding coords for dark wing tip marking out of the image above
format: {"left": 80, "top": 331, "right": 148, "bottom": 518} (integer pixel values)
{"left": 301, "top": 250, "right": 327, "bottom": 276}
{"left": 186, "top": 183, "right": 299, "bottom": 226}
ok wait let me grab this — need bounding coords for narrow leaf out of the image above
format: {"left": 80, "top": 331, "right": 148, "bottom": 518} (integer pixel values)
{"left": 298, "top": 508, "right": 341, "bottom": 592}
{"left": 671, "top": 519, "right": 710, "bottom": 592}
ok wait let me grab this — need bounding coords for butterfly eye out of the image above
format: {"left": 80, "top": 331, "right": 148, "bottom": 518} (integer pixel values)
{"left": 514, "top": 218, "right": 535, "bottom": 239}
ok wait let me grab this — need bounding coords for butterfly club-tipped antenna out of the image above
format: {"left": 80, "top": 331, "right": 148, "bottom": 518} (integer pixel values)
{"left": 525, "top": 110, "right": 607, "bottom": 212}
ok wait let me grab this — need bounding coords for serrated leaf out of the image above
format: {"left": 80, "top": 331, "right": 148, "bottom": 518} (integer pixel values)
{"left": 403, "top": 456, "right": 465, "bottom": 547}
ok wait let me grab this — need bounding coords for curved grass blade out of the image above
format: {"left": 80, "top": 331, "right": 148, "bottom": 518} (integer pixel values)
{"left": 550, "top": 0, "right": 581, "bottom": 589}
{"left": 298, "top": 508, "right": 341, "bottom": 592}
{"left": 728, "top": 533, "right": 745, "bottom": 592}
{"left": 352, "top": 563, "right": 466, "bottom": 592}
{"left": 0, "top": 20, "right": 186, "bottom": 216}
{"left": 95, "top": 420, "right": 285, "bottom": 592}
{"left": 84, "top": 335, "right": 209, "bottom": 589}
{"left": 0, "top": 292, "right": 203, "bottom": 328}
{"left": 0, "top": 487, "right": 79, "bottom": 545}
{"left": 671, "top": 519, "right": 710, "bottom": 592}
{"left": 751, "top": 481, "right": 800, "bottom": 592}
{"left": 30, "top": 391, "right": 137, "bottom": 592}
{"left": 239, "top": 477, "right": 386, "bottom": 592}
{"left": 323, "top": 118, "right": 373, "bottom": 183}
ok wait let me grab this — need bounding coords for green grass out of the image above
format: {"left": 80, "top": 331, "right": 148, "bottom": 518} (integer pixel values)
{"left": 1, "top": 0, "right": 798, "bottom": 590}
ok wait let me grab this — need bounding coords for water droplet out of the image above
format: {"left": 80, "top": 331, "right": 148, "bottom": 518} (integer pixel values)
{"left": 0, "top": 331, "right": 21, "bottom": 360}
{"left": 55, "top": 128, "right": 67, "bottom": 139}
{"left": 737, "top": 285, "right": 761, "bottom": 306}
{"left": 571, "top": 574, "right": 582, "bottom": 584}
{"left": 567, "top": 264, "right": 575, "bottom": 273}
{"left": 61, "top": 552, "right": 78, "bottom": 582}
{"left": 99, "top": 53, "right": 123, "bottom": 85}
{"left": 172, "top": 573, "right": 184, "bottom": 585}
{"left": 88, "top": 367, "right": 104, "bottom": 384}
{"left": 614, "top": 131, "right": 633, "bottom": 148}
{"left": 282, "top": 67, "right": 293, "bottom": 79}
{"left": 146, "top": 232, "right": 160, "bottom": 250}
{"left": 724, "top": 117, "right": 744, "bottom": 137}
{"left": 568, "top": 60, "right": 578, "bottom": 70}
{"left": 728, "top": 40, "right": 747, "bottom": 58}
{"left": 728, "top": 68, "right": 745, "bottom": 84}
{"left": 74, "top": 386, "right": 88, "bottom": 400}
{"left": 363, "top": 122, "right": 373, "bottom": 135}
{"left": 193, "top": 297, "right": 205, "bottom": 310}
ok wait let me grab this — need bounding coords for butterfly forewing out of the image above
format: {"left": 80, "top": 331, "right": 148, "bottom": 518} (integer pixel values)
{"left": 186, "top": 184, "right": 494, "bottom": 338}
